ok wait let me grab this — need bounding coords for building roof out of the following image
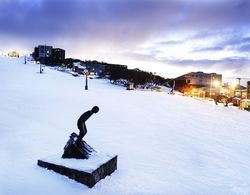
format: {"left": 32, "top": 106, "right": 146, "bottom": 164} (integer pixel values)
{"left": 235, "top": 84, "right": 247, "bottom": 90}
{"left": 175, "top": 71, "right": 222, "bottom": 80}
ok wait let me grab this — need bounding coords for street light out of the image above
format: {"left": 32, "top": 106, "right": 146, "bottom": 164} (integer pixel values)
{"left": 210, "top": 75, "right": 214, "bottom": 98}
{"left": 213, "top": 80, "right": 220, "bottom": 87}
{"left": 84, "top": 69, "right": 88, "bottom": 90}
{"left": 231, "top": 80, "right": 238, "bottom": 88}
{"left": 213, "top": 80, "right": 221, "bottom": 95}
{"left": 230, "top": 80, "right": 238, "bottom": 97}
{"left": 40, "top": 63, "right": 43, "bottom": 74}
{"left": 210, "top": 75, "right": 221, "bottom": 97}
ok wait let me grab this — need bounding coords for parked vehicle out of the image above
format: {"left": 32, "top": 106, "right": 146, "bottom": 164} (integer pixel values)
{"left": 214, "top": 94, "right": 230, "bottom": 106}
{"left": 127, "top": 82, "right": 134, "bottom": 90}
{"left": 239, "top": 99, "right": 250, "bottom": 111}
{"left": 232, "top": 97, "right": 241, "bottom": 106}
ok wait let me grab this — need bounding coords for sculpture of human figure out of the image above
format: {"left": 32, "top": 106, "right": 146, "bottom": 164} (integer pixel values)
{"left": 76, "top": 106, "right": 99, "bottom": 142}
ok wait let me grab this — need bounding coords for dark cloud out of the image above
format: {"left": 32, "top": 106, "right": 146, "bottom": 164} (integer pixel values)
{"left": 0, "top": 0, "right": 249, "bottom": 40}
{"left": 192, "top": 46, "right": 224, "bottom": 53}
{"left": 157, "top": 31, "right": 250, "bottom": 54}
{"left": 239, "top": 44, "right": 250, "bottom": 51}
{"left": 165, "top": 59, "right": 218, "bottom": 67}
{"left": 164, "top": 57, "right": 250, "bottom": 71}
{"left": 216, "top": 35, "right": 250, "bottom": 52}
{"left": 180, "top": 0, "right": 250, "bottom": 30}
{"left": 157, "top": 40, "right": 184, "bottom": 46}
{"left": 221, "top": 35, "right": 250, "bottom": 47}
{"left": 0, "top": 0, "right": 182, "bottom": 41}
{"left": 166, "top": 31, "right": 250, "bottom": 54}
{"left": 0, "top": 0, "right": 249, "bottom": 75}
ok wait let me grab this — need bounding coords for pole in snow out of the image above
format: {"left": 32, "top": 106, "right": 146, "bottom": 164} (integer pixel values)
{"left": 40, "top": 63, "right": 43, "bottom": 74}
{"left": 84, "top": 69, "right": 88, "bottom": 90}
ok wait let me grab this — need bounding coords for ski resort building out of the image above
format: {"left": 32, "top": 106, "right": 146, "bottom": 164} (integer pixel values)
{"left": 174, "top": 71, "right": 222, "bottom": 97}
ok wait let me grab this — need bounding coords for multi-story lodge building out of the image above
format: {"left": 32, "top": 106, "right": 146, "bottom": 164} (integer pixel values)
{"left": 33, "top": 45, "right": 65, "bottom": 65}
{"left": 174, "top": 71, "right": 222, "bottom": 97}
{"left": 51, "top": 48, "right": 65, "bottom": 64}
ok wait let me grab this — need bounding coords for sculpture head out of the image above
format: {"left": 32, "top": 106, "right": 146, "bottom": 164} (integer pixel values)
{"left": 91, "top": 106, "right": 99, "bottom": 114}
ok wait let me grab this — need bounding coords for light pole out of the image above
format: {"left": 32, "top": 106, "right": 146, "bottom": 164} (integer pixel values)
{"left": 84, "top": 69, "right": 88, "bottom": 90}
{"left": 213, "top": 80, "right": 220, "bottom": 95}
{"left": 230, "top": 80, "right": 237, "bottom": 97}
{"left": 237, "top": 78, "right": 242, "bottom": 98}
{"left": 40, "top": 63, "right": 42, "bottom": 74}
{"left": 210, "top": 75, "right": 213, "bottom": 98}
{"left": 172, "top": 80, "right": 175, "bottom": 94}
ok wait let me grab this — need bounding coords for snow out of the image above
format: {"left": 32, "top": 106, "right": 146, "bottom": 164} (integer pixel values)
{"left": 40, "top": 152, "right": 116, "bottom": 173}
{"left": 1, "top": 56, "right": 250, "bottom": 195}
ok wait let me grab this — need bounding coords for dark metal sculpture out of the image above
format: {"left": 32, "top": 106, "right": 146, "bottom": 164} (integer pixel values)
{"left": 62, "top": 106, "right": 99, "bottom": 159}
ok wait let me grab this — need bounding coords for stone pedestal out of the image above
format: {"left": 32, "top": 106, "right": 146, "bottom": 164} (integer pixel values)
{"left": 37, "top": 154, "right": 117, "bottom": 188}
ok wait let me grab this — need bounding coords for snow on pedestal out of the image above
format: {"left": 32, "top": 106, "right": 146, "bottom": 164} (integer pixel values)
{"left": 37, "top": 153, "right": 117, "bottom": 188}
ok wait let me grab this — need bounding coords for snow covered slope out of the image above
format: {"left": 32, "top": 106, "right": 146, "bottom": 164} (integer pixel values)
{"left": 1, "top": 56, "right": 250, "bottom": 195}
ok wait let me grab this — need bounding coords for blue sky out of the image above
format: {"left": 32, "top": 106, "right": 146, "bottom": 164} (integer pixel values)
{"left": 0, "top": 0, "right": 249, "bottom": 78}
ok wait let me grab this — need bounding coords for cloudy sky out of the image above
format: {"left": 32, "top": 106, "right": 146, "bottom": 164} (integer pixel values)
{"left": 0, "top": 0, "right": 250, "bottom": 78}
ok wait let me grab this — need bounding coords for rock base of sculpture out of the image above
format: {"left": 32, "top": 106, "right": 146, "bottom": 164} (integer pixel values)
{"left": 38, "top": 154, "right": 117, "bottom": 188}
